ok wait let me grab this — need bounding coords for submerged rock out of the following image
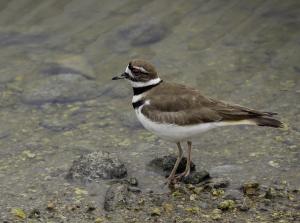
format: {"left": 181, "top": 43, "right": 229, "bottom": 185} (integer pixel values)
{"left": 22, "top": 74, "right": 100, "bottom": 105}
{"left": 67, "top": 151, "right": 127, "bottom": 182}
{"left": 119, "top": 22, "right": 169, "bottom": 46}
{"left": 104, "top": 182, "right": 129, "bottom": 211}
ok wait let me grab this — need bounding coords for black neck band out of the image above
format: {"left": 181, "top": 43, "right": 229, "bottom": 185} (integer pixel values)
{"left": 133, "top": 80, "right": 163, "bottom": 95}
{"left": 132, "top": 100, "right": 144, "bottom": 109}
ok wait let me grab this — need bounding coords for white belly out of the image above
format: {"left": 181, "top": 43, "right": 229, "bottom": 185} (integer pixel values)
{"left": 135, "top": 107, "right": 220, "bottom": 142}
{"left": 134, "top": 105, "right": 255, "bottom": 142}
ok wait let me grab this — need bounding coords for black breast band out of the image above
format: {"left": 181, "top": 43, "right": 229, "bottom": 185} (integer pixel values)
{"left": 132, "top": 100, "right": 145, "bottom": 109}
{"left": 133, "top": 80, "right": 163, "bottom": 95}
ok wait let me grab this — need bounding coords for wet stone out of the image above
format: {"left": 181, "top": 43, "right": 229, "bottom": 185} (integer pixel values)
{"left": 149, "top": 155, "right": 196, "bottom": 175}
{"left": 104, "top": 182, "right": 129, "bottom": 212}
{"left": 22, "top": 74, "right": 101, "bottom": 105}
{"left": 183, "top": 170, "right": 210, "bottom": 185}
{"left": 66, "top": 151, "right": 127, "bottom": 182}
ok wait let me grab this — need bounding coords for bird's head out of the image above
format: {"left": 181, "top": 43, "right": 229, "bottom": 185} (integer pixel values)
{"left": 113, "top": 59, "right": 161, "bottom": 87}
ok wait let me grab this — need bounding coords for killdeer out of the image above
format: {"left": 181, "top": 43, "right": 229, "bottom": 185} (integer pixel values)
{"left": 112, "top": 59, "right": 283, "bottom": 185}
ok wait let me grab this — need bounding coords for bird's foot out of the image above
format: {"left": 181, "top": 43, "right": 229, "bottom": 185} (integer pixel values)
{"left": 174, "top": 169, "right": 190, "bottom": 180}
{"left": 165, "top": 175, "right": 179, "bottom": 188}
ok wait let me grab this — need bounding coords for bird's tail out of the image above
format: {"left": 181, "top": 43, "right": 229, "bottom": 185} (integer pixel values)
{"left": 253, "top": 117, "right": 284, "bottom": 128}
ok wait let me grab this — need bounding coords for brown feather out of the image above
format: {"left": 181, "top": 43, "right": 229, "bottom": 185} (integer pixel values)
{"left": 141, "top": 81, "right": 282, "bottom": 126}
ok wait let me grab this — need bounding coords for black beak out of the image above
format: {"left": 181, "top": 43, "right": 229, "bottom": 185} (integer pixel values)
{"left": 112, "top": 72, "right": 128, "bottom": 80}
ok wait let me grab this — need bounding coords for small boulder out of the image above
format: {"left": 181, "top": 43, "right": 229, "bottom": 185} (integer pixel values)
{"left": 183, "top": 170, "right": 210, "bottom": 185}
{"left": 67, "top": 151, "right": 127, "bottom": 182}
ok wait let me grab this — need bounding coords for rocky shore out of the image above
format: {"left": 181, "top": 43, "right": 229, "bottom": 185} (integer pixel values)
{"left": 5, "top": 152, "right": 299, "bottom": 223}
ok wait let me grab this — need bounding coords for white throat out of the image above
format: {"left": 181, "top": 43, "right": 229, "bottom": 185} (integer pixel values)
{"left": 129, "top": 77, "right": 161, "bottom": 88}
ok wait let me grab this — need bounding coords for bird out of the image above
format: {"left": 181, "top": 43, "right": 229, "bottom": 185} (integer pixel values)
{"left": 112, "top": 59, "right": 284, "bottom": 185}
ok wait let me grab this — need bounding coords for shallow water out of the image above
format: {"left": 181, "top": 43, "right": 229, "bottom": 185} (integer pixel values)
{"left": 0, "top": 0, "right": 299, "bottom": 219}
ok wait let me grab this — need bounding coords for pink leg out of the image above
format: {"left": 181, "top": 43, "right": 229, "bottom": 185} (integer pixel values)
{"left": 167, "top": 142, "right": 183, "bottom": 185}
{"left": 175, "top": 141, "right": 192, "bottom": 179}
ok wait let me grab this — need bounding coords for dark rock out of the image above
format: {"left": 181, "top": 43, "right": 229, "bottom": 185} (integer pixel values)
{"left": 223, "top": 189, "right": 243, "bottom": 201}
{"left": 183, "top": 171, "right": 210, "bottom": 185}
{"left": 149, "top": 155, "right": 196, "bottom": 175}
{"left": 104, "top": 183, "right": 129, "bottom": 211}
{"left": 66, "top": 151, "right": 127, "bottom": 182}
{"left": 22, "top": 74, "right": 100, "bottom": 105}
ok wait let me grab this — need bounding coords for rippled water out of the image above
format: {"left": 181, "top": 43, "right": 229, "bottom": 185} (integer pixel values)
{"left": 0, "top": 0, "right": 299, "bottom": 219}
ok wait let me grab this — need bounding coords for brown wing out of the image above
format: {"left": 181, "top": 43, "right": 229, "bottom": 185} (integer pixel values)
{"left": 142, "top": 82, "right": 275, "bottom": 126}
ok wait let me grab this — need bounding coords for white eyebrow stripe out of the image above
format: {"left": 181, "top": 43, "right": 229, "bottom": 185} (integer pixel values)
{"left": 133, "top": 66, "right": 149, "bottom": 73}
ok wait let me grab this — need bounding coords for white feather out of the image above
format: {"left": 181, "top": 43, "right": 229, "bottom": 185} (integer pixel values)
{"left": 129, "top": 77, "right": 161, "bottom": 88}
{"left": 132, "top": 93, "right": 145, "bottom": 103}
{"left": 135, "top": 102, "right": 255, "bottom": 142}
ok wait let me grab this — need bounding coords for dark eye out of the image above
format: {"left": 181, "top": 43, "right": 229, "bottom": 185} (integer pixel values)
{"left": 132, "top": 68, "right": 139, "bottom": 73}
